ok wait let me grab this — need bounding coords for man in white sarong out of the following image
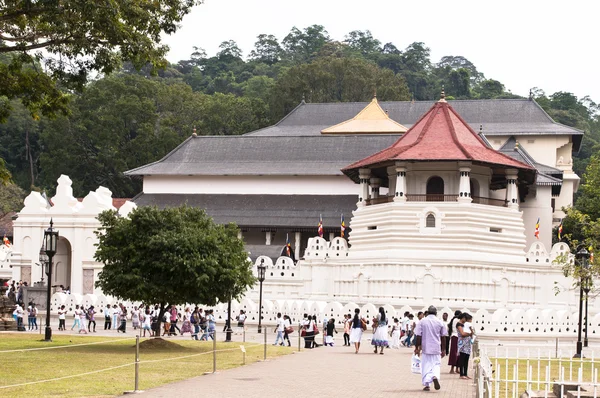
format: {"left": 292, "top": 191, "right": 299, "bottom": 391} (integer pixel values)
{"left": 414, "top": 305, "right": 448, "bottom": 391}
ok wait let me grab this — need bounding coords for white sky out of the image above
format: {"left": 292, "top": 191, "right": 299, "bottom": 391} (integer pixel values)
{"left": 163, "top": 0, "right": 600, "bottom": 102}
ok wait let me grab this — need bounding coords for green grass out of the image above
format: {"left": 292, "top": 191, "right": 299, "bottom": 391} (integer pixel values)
{"left": 0, "top": 334, "right": 293, "bottom": 397}
{"left": 488, "top": 356, "right": 598, "bottom": 396}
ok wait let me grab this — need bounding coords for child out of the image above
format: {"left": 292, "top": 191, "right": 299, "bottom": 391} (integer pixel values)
{"left": 162, "top": 312, "right": 171, "bottom": 337}
{"left": 343, "top": 314, "right": 350, "bottom": 346}
{"left": 142, "top": 309, "right": 152, "bottom": 337}
{"left": 325, "top": 318, "right": 337, "bottom": 347}
{"left": 58, "top": 305, "right": 66, "bottom": 331}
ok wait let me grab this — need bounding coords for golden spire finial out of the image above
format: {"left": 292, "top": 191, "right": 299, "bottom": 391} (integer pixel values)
{"left": 515, "top": 140, "right": 520, "bottom": 149}
{"left": 373, "top": 88, "right": 377, "bottom": 99}
{"left": 439, "top": 86, "right": 447, "bottom": 102}
{"left": 192, "top": 127, "right": 197, "bottom": 137}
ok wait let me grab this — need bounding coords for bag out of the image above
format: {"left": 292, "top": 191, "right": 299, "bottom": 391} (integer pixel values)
{"left": 360, "top": 319, "right": 367, "bottom": 331}
{"left": 314, "top": 325, "right": 320, "bottom": 335}
{"left": 285, "top": 326, "right": 294, "bottom": 334}
{"left": 301, "top": 329, "right": 307, "bottom": 337}
{"left": 411, "top": 354, "right": 421, "bottom": 374}
{"left": 190, "top": 314, "right": 197, "bottom": 324}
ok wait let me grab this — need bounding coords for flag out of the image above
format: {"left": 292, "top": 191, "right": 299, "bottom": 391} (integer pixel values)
{"left": 534, "top": 218, "right": 540, "bottom": 239}
{"left": 590, "top": 246, "right": 595, "bottom": 264}
{"left": 557, "top": 221, "right": 563, "bottom": 240}
{"left": 341, "top": 214, "right": 346, "bottom": 238}
{"left": 283, "top": 233, "right": 292, "bottom": 258}
{"left": 2, "top": 235, "right": 10, "bottom": 247}
{"left": 318, "top": 214, "right": 324, "bottom": 238}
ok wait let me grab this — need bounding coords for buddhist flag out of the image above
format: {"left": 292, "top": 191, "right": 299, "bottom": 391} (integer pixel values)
{"left": 534, "top": 218, "right": 540, "bottom": 239}
{"left": 283, "top": 233, "right": 293, "bottom": 258}
{"left": 590, "top": 246, "right": 595, "bottom": 264}
{"left": 2, "top": 235, "right": 10, "bottom": 247}
{"left": 318, "top": 214, "right": 324, "bottom": 238}
{"left": 341, "top": 214, "right": 346, "bottom": 238}
{"left": 558, "top": 221, "right": 563, "bottom": 240}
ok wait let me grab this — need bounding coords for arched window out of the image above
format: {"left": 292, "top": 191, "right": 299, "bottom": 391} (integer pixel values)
{"left": 426, "top": 213, "right": 436, "bottom": 228}
{"left": 426, "top": 176, "right": 444, "bottom": 201}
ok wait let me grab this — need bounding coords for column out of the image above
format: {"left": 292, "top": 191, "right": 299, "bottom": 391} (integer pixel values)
{"left": 294, "top": 231, "right": 301, "bottom": 261}
{"left": 458, "top": 162, "right": 472, "bottom": 203}
{"left": 506, "top": 169, "right": 519, "bottom": 209}
{"left": 394, "top": 163, "right": 407, "bottom": 203}
{"left": 370, "top": 178, "right": 381, "bottom": 199}
{"left": 387, "top": 166, "right": 397, "bottom": 199}
{"left": 265, "top": 231, "right": 272, "bottom": 245}
{"left": 358, "top": 168, "right": 371, "bottom": 207}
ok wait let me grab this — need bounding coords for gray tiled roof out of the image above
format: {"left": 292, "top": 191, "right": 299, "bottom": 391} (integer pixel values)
{"left": 133, "top": 193, "right": 357, "bottom": 228}
{"left": 499, "top": 136, "right": 563, "bottom": 187}
{"left": 247, "top": 99, "right": 583, "bottom": 138}
{"left": 125, "top": 135, "right": 399, "bottom": 176}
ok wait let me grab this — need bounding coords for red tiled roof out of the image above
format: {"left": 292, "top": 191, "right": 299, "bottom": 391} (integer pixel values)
{"left": 343, "top": 100, "right": 535, "bottom": 172}
{"left": 73, "top": 198, "right": 131, "bottom": 210}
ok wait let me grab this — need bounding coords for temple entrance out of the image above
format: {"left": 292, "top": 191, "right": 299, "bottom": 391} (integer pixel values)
{"left": 53, "top": 238, "right": 72, "bottom": 290}
{"left": 426, "top": 176, "right": 444, "bottom": 201}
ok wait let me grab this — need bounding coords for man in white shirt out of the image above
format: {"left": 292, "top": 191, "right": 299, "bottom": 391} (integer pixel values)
{"left": 415, "top": 306, "right": 448, "bottom": 392}
{"left": 273, "top": 312, "right": 285, "bottom": 346}
{"left": 104, "top": 304, "right": 112, "bottom": 330}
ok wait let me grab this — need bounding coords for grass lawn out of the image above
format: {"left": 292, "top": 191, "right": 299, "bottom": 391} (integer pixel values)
{"left": 0, "top": 333, "right": 293, "bottom": 397}
{"left": 488, "top": 356, "right": 599, "bottom": 396}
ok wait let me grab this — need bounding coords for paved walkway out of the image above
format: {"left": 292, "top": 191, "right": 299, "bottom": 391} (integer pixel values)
{"left": 141, "top": 342, "right": 475, "bottom": 398}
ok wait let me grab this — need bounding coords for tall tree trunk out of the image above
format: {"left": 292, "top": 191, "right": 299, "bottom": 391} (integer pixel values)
{"left": 25, "top": 129, "right": 34, "bottom": 188}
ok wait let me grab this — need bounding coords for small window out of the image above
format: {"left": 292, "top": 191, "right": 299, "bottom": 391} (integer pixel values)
{"left": 426, "top": 214, "right": 436, "bottom": 228}
{"left": 490, "top": 228, "right": 502, "bottom": 233}
{"left": 368, "top": 226, "right": 378, "bottom": 230}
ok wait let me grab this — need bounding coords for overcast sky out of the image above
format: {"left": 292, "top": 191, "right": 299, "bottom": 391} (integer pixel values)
{"left": 163, "top": 0, "right": 599, "bottom": 102}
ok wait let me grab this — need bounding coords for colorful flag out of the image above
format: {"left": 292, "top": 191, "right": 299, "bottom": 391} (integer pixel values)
{"left": 557, "top": 221, "right": 563, "bottom": 240}
{"left": 286, "top": 233, "right": 292, "bottom": 257}
{"left": 2, "top": 235, "right": 10, "bottom": 247}
{"left": 318, "top": 214, "right": 324, "bottom": 238}
{"left": 341, "top": 214, "right": 346, "bottom": 238}
{"left": 534, "top": 218, "right": 540, "bottom": 239}
{"left": 590, "top": 246, "right": 595, "bottom": 264}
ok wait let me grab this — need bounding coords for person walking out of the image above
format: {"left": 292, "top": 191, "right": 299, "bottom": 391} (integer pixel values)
{"left": 30, "top": 303, "right": 38, "bottom": 331}
{"left": 283, "top": 315, "right": 292, "bottom": 346}
{"left": 390, "top": 317, "right": 401, "bottom": 349}
{"left": 302, "top": 314, "right": 314, "bottom": 349}
{"left": 87, "top": 306, "right": 97, "bottom": 332}
{"left": 414, "top": 305, "right": 448, "bottom": 392}
{"left": 343, "top": 314, "right": 351, "bottom": 346}
{"left": 273, "top": 312, "right": 285, "bottom": 346}
{"left": 311, "top": 315, "right": 321, "bottom": 348}
{"left": 349, "top": 308, "right": 366, "bottom": 354}
{"left": 79, "top": 307, "right": 88, "bottom": 334}
{"left": 112, "top": 304, "right": 119, "bottom": 331}
{"left": 117, "top": 308, "right": 128, "bottom": 333}
{"left": 325, "top": 318, "right": 337, "bottom": 346}
{"left": 169, "top": 305, "right": 181, "bottom": 336}
{"left": 131, "top": 306, "right": 140, "bottom": 330}
{"left": 448, "top": 310, "right": 462, "bottom": 374}
{"left": 58, "top": 305, "right": 67, "bottom": 331}
{"left": 104, "top": 304, "right": 112, "bottom": 330}
{"left": 71, "top": 305, "right": 81, "bottom": 331}
{"left": 236, "top": 310, "right": 246, "bottom": 335}
{"left": 180, "top": 307, "right": 192, "bottom": 336}
{"left": 372, "top": 307, "right": 389, "bottom": 354}
{"left": 457, "top": 313, "right": 474, "bottom": 380}
{"left": 142, "top": 309, "right": 152, "bottom": 337}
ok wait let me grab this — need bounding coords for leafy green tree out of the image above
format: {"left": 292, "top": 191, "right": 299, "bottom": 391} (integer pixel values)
{"left": 95, "top": 206, "right": 255, "bottom": 335}
{"left": 282, "top": 25, "right": 331, "bottom": 64}
{"left": 249, "top": 34, "right": 282, "bottom": 65}
{"left": 446, "top": 68, "right": 471, "bottom": 98}
{"left": 575, "top": 154, "right": 600, "bottom": 221}
{"left": 0, "top": 0, "right": 199, "bottom": 122}
{"left": 437, "top": 56, "right": 484, "bottom": 84}
{"left": 270, "top": 56, "right": 411, "bottom": 119}
{"left": 0, "top": 159, "right": 11, "bottom": 186}
{"left": 198, "top": 93, "right": 270, "bottom": 136}
{"left": 0, "top": 182, "right": 25, "bottom": 216}
{"left": 344, "top": 30, "right": 381, "bottom": 57}
{"left": 473, "top": 79, "right": 505, "bottom": 99}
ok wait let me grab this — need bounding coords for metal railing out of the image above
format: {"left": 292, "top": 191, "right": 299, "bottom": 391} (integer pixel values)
{"left": 405, "top": 194, "right": 459, "bottom": 202}
{"left": 365, "top": 196, "right": 394, "bottom": 205}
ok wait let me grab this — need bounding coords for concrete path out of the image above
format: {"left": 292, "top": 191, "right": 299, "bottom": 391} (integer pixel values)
{"left": 141, "top": 343, "right": 475, "bottom": 398}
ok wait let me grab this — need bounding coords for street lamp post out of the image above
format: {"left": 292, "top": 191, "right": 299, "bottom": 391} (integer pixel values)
{"left": 584, "top": 277, "right": 590, "bottom": 348}
{"left": 257, "top": 260, "right": 266, "bottom": 333}
{"left": 575, "top": 247, "right": 590, "bottom": 358}
{"left": 43, "top": 219, "right": 59, "bottom": 342}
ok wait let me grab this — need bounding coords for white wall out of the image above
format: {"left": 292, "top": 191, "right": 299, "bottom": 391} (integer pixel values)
{"left": 520, "top": 186, "right": 553, "bottom": 251}
{"left": 143, "top": 175, "right": 360, "bottom": 195}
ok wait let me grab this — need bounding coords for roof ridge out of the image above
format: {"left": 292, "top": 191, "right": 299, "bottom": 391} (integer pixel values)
{"left": 443, "top": 103, "right": 473, "bottom": 160}
{"left": 124, "top": 135, "right": 193, "bottom": 175}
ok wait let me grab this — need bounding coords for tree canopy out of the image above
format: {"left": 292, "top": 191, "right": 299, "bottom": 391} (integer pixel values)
{"left": 95, "top": 206, "right": 255, "bottom": 330}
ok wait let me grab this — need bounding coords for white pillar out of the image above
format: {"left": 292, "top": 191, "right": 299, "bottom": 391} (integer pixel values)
{"left": 506, "top": 169, "right": 519, "bottom": 209}
{"left": 358, "top": 168, "right": 371, "bottom": 207}
{"left": 387, "top": 166, "right": 396, "bottom": 198}
{"left": 370, "top": 178, "right": 381, "bottom": 199}
{"left": 294, "top": 231, "right": 301, "bottom": 260}
{"left": 265, "top": 231, "right": 272, "bottom": 245}
{"left": 458, "top": 162, "right": 472, "bottom": 203}
{"left": 394, "top": 163, "right": 407, "bottom": 203}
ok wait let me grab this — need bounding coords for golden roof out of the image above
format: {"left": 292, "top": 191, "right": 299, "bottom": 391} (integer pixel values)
{"left": 321, "top": 97, "right": 408, "bottom": 135}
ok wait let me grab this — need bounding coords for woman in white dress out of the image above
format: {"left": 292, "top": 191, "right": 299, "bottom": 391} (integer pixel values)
{"left": 390, "top": 317, "right": 401, "bottom": 349}
{"left": 349, "top": 308, "right": 366, "bottom": 354}
{"left": 371, "top": 307, "right": 389, "bottom": 354}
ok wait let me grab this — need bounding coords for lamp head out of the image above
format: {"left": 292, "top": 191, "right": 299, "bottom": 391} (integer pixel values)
{"left": 257, "top": 263, "right": 266, "bottom": 282}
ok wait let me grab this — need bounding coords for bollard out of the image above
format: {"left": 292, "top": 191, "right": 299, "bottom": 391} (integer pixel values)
{"left": 135, "top": 335, "right": 140, "bottom": 391}
{"left": 298, "top": 322, "right": 301, "bottom": 352}
{"left": 212, "top": 329, "right": 217, "bottom": 373}
{"left": 263, "top": 326, "right": 267, "bottom": 360}
{"left": 243, "top": 327, "right": 246, "bottom": 343}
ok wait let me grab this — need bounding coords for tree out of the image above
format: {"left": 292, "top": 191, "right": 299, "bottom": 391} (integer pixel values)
{"left": 282, "top": 25, "right": 330, "bottom": 64}
{"left": 575, "top": 154, "right": 600, "bottom": 221}
{"left": 217, "top": 40, "right": 243, "bottom": 61}
{"left": 0, "top": 0, "right": 200, "bottom": 122}
{"left": 270, "top": 56, "right": 411, "bottom": 119}
{"left": 249, "top": 34, "right": 282, "bottom": 65}
{"left": 0, "top": 182, "right": 25, "bottom": 216}
{"left": 437, "top": 56, "right": 485, "bottom": 84}
{"left": 473, "top": 79, "right": 505, "bottom": 99}
{"left": 95, "top": 206, "right": 255, "bottom": 335}
{"left": 446, "top": 68, "right": 471, "bottom": 98}
{"left": 344, "top": 30, "right": 381, "bottom": 57}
